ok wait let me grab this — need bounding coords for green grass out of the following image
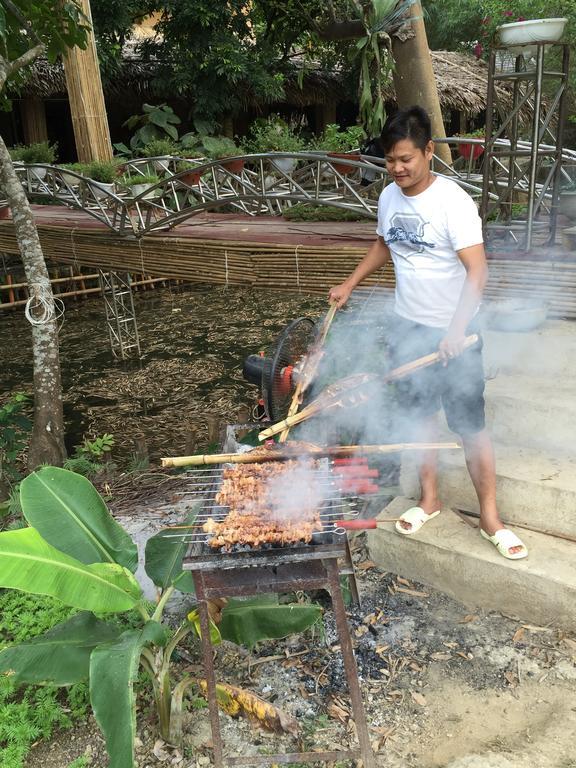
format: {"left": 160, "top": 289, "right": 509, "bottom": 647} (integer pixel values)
{"left": 283, "top": 203, "right": 369, "bottom": 222}
{"left": 0, "top": 591, "right": 89, "bottom": 768}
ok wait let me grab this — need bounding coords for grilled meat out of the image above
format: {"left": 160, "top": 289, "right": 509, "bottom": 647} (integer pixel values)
{"left": 205, "top": 459, "right": 324, "bottom": 549}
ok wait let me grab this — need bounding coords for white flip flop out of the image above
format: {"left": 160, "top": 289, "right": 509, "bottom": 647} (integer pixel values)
{"left": 480, "top": 528, "right": 528, "bottom": 560}
{"left": 395, "top": 506, "right": 441, "bottom": 535}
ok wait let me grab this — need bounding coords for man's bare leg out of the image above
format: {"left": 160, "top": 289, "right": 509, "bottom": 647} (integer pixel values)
{"left": 460, "top": 428, "right": 523, "bottom": 555}
{"left": 399, "top": 414, "right": 441, "bottom": 530}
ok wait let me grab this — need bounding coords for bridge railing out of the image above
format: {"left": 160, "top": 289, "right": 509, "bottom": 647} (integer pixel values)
{"left": 1, "top": 143, "right": 574, "bottom": 237}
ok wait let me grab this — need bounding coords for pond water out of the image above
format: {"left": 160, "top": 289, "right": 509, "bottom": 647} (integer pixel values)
{"left": 0, "top": 285, "right": 327, "bottom": 463}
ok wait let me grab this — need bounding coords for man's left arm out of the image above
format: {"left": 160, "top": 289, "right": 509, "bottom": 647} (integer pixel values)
{"left": 439, "top": 243, "right": 488, "bottom": 363}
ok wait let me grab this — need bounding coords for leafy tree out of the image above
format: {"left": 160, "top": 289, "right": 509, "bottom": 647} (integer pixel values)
{"left": 0, "top": 1, "right": 89, "bottom": 468}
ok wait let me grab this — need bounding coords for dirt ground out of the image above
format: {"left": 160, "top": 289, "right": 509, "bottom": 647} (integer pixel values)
{"left": 26, "top": 521, "right": 576, "bottom": 768}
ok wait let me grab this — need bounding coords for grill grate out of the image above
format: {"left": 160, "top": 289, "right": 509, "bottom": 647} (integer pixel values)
{"left": 165, "top": 460, "right": 360, "bottom": 552}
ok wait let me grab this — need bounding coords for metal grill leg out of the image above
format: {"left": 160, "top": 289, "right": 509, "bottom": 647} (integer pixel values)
{"left": 98, "top": 270, "right": 141, "bottom": 360}
{"left": 326, "top": 559, "right": 376, "bottom": 768}
{"left": 196, "top": 577, "right": 225, "bottom": 768}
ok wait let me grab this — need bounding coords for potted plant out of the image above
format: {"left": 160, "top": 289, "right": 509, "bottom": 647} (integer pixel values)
{"left": 122, "top": 173, "right": 161, "bottom": 199}
{"left": 58, "top": 162, "right": 86, "bottom": 187}
{"left": 10, "top": 141, "right": 57, "bottom": 180}
{"left": 0, "top": 204, "right": 11, "bottom": 220}
{"left": 457, "top": 128, "right": 485, "bottom": 161}
{"left": 84, "top": 161, "right": 119, "bottom": 199}
{"left": 312, "top": 124, "right": 365, "bottom": 174}
{"left": 245, "top": 116, "right": 305, "bottom": 174}
{"left": 141, "top": 138, "right": 180, "bottom": 172}
{"left": 175, "top": 160, "right": 204, "bottom": 186}
{"left": 201, "top": 136, "right": 245, "bottom": 173}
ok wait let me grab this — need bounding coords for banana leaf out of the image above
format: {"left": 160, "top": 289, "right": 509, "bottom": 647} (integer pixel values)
{"left": 20, "top": 467, "right": 137, "bottom": 572}
{"left": 90, "top": 622, "right": 164, "bottom": 768}
{"left": 144, "top": 504, "right": 200, "bottom": 593}
{"left": 0, "top": 612, "right": 120, "bottom": 685}
{"left": 220, "top": 595, "right": 322, "bottom": 649}
{"left": 0, "top": 528, "right": 142, "bottom": 612}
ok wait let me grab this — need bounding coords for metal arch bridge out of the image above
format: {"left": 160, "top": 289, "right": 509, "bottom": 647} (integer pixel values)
{"left": 4, "top": 140, "right": 575, "bottom": 238}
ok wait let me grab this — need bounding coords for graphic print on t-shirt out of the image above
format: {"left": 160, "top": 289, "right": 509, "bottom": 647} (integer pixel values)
{"left": 386, "top": 212, "right": 436, "bottom": 257}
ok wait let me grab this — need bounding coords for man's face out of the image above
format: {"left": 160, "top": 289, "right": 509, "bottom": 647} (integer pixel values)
{"left": 384, "top": 138, "right": 434, "bottom": 196}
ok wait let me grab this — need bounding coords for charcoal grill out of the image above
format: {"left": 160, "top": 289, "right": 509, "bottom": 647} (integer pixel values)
{"left": 178, "top": 460, "right": 376, "bottom": 768}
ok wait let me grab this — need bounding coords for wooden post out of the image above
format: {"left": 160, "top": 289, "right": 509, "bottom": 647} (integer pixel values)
{"left": 391, "top": 2, "right": 452, "bottom": 168}
{"left": 62, "top": 0, "right": 113, "bottom": 163}
{"left": 20, "top": 97, "right": 48, "bottom": 145}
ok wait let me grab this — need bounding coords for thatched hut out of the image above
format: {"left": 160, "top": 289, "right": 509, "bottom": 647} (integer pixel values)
{"left": 2, "top": 48, "right": 499, "bottom": 158}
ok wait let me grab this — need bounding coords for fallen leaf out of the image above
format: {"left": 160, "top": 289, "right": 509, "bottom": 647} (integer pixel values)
{"left": 459, "top": 614, "right": 479, "bottom": 623}
{"left": 375, "top": 644, "right": 390, "bottom": 656}
{"left": 395, "top": 586, "right": 429, "bottom": 598}
{"left": 153, "top": 739, "right": 171, "bottom": 762}
{"left": 327, "top": 702, "right": 350, "bottom": 724}
{"left": 355, "top": 625, "right": 369, "bottom": 637}
{"left": 456, "top": 651, "right": 470, "bottom": 660}
{"left": 411, "top": 692, "right": 427, "bottom": 707}
{"left": 521, "top": 624, "right": 553, "bottom": 633}
{"left": 430, "top": 652, "right": 452, "bottom": 661}
{"left": 357, "top": 559, "right": 376, "bottom": 570}
{"left": 409, "top": 661, "right": 423, "bottom": 671}
{"left": 512, "top": 627, "right": 526, "bottom": 644}
{"left": 504, "top": 671, "right": 518, "bottom": 687}
{"left": 396, "top": 576, "right": 412, "bottom": 587}
{"left": 443, "top": 641, "right": 459, "bottom": 649}
{"left": 198, "top": 681, "right": 298, "bottom": 735}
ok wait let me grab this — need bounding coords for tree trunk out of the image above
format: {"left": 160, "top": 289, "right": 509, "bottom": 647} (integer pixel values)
{"left": 0, "top": 135, "right": 67, "bottom": 468}
{"left": 391, "top": 2, "right": 452, "bottom": 167}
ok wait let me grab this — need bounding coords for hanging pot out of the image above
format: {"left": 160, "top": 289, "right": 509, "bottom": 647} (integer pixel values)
{"left": 327, "top": 152, "right": 361, "bottom": 175}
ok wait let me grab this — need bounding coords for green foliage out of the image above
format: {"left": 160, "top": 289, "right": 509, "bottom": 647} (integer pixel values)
{"left": 283, "top": 203, "right": 368, "bottom": 222}
{"left": 201, "top": 135, "right": 242, "bottom": 159}
{"left": 312, "top": 124, "right": 365, "bottom": 152}
{"left": 245, "top": 116, "right": 305, "bottom": 153}
{"left": 123, "top": 103, "right": 182, "bottom": 152}
{"left": 219, "top": 595, "right": 323, "bottom": 649}
{"left": 0, "top": 393, "right": 31, "bottom": 489}
{"left": 0, "top": 468, "right": 323, "bottom": 767}
{"left": 9, "top": 141, "right": 57, "bottom": 164}
{"left": 84, "top": 161, "right": 118, "bottom": 184}
{"left": 81, "top": 433, "right": 115, "bottom": 459}
{"left": 122, "top": 173, "right": 161, "bottom": 187}
{"left": 0, "top": 591, "right": 89, "bottom": 768}
{"left": 141, "top": 138, "right": 180, "bottom": 157}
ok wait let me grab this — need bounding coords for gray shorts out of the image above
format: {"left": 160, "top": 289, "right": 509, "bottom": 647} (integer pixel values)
{"left": 387, "top": 314, "right": 486, "bottom": 436}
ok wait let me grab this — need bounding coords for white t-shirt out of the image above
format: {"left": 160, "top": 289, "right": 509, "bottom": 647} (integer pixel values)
{"left": 376, "top": 175, "right": 483, "bottom": 328}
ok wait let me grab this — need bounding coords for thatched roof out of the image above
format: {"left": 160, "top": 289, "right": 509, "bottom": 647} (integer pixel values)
{"left": 14, "top": 48, "right": 498, "bottom": 116}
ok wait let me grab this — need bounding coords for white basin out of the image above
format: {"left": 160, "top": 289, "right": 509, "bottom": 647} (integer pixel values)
{"left": 497, "top": 17, "right": 567, "bottom": 47}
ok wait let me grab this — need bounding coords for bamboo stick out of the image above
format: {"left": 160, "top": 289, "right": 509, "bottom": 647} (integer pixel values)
{"left": 279, "top": 301, "right": 337, "bottom": 443}
{"left": 258, "top": 334, "right": 479, "bottom": 441}
{"left": 161, "top": 441, "right": 461, "bottom": 467}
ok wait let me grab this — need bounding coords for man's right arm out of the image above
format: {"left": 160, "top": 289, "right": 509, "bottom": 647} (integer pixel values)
{"left": 328, "top": 236, "right": 391, "bottom": 307}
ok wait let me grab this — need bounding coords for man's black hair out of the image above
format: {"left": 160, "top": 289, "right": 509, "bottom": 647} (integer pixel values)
{"left": 380, "top": 106, "right": 432, "bottom": 154}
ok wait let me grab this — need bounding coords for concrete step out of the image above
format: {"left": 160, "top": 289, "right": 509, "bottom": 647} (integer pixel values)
{"left": 438, "top": 444, "right": 576, "bottom": 538}
{"left": 483, "top": 320, "right": 576, "bottom": 379}
{"left": 367, "top": 496, "right": 576, "bottom": 631}
{"left": 484, "top": 375, "right": 575, "bottom": 453}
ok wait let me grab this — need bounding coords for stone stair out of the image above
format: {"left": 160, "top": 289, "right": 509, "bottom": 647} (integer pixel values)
{"left": 367, "top": 320, "right": 576, "bottom": 630}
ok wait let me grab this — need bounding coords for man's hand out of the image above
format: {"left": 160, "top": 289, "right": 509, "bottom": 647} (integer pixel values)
{"left": 328, "top": 282, "right": 353, "bottom": 308}
{"left": 439, "top": 328, "right": 467, "bottom": 366}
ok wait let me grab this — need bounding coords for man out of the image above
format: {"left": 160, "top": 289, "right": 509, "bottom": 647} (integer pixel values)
{"left": 329, "top": 106, "right": 527, "bottom": 560}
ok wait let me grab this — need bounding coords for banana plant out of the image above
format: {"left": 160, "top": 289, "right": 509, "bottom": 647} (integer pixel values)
{"left": 0, "top": 467, "right": 322, "bottom": 768}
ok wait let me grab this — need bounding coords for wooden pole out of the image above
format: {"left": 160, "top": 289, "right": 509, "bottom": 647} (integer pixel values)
{"left": 161, "top": 442, "right": 460, "bottom": 468}
{"left": 62, "top": 0, "right": 113, "bottom": 162}
{"left": 20, "top": 97, "right": 49, "bottom": 145}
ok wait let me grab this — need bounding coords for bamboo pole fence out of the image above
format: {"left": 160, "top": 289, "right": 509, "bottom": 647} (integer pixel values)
{"left": 0, "top": 220, "right": 575, "bottom": 316}
{"left": 0, "top": 266, "right": 176, "bottom": 311}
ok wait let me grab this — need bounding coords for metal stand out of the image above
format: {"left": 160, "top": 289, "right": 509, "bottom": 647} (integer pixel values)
{"left": 189, "top": 549, "right": 375, "bottom": 768}
{"left": 481, "top": 42, "right": 570, "bottom": 250}
{"left": 98, "top": 270, "right": 141, "bottom": 360}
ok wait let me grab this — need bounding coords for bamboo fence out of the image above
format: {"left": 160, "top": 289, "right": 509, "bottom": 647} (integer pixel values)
{"left": 0, "top": 220, "right": 575, "bottom": 316}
